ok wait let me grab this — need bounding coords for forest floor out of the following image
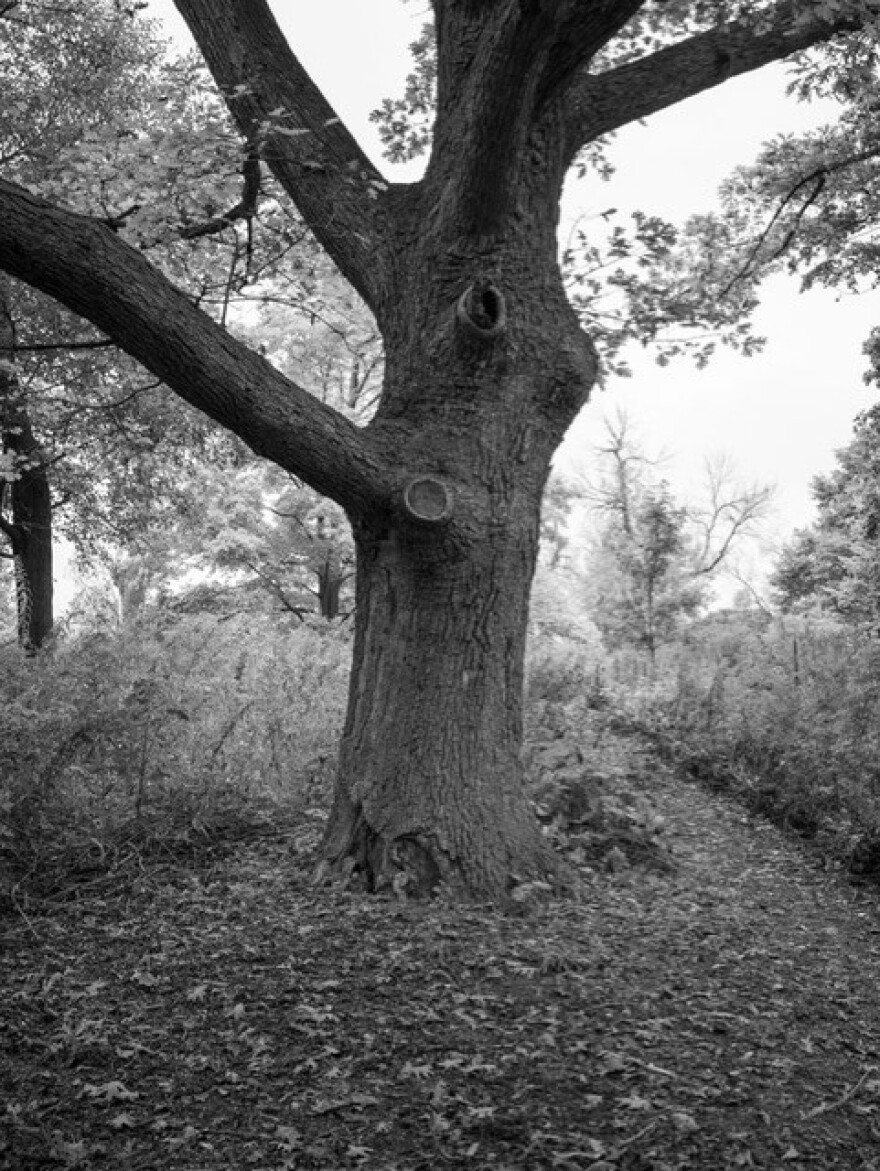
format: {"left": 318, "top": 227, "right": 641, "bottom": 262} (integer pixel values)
{"left": 3, "top": 724, "right": 880, "bottom": 1170}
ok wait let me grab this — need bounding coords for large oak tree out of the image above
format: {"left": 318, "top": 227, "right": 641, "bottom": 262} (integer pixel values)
{"left": 0, "top": 0, "right": 876, "bottom": 898}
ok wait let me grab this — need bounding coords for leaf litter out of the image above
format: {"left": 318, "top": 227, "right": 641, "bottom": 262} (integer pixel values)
{"left": 3, "top": 723, "right": 880, "bottom": 1169}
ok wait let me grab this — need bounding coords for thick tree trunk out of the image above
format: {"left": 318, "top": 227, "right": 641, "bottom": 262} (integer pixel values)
{"left": 322, "top": 500, "right": 562, "bottom": 898}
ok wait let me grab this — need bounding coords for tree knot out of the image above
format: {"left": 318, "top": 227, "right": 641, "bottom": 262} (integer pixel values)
{"left": 456, "top": 279, "right": 507, "bottom": 340}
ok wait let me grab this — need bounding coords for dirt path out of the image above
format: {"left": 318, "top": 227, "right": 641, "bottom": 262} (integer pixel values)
{"left": 3, "top": 734, "right": 880, "bottom": 1170}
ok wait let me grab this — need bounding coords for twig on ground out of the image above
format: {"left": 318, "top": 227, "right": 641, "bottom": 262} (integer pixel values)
{"left": 803, "top": 1066, "right": 877, "bottom": 1119}
{"left": 586, "top": 1118, "right": 660, "bottom": 1167}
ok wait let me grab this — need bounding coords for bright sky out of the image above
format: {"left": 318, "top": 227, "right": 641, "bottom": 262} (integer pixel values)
{"left": 146, "top": 0, "right": 880, "bottom": 567}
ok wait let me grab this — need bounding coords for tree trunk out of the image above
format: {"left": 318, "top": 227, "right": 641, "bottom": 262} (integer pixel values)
{"left": 322, "top": 498, "right": 562, "bottom": 898}
{"left": 9, "top": 447, "right": 53, "bottom": 652}
{"left": 0, "top": 289, "right": 53, "bottom": 652}
{"left": 315, "top": 556, "right": 344, "bottom": 620}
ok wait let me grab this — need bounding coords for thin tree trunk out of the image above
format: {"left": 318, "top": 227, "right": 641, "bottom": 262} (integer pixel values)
{"left": 2, "top": 407, "right": 54, "bottom": 652}
{"left": 315, "top": 556, "right": 344, "bottom": 620}
{"left": 0, "top": 288, "right": 53, "bottom": 652}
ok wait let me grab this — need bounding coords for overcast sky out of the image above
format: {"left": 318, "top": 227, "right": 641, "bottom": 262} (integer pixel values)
{"left": 147, "top": 0, "right": 880, "bottom": 560}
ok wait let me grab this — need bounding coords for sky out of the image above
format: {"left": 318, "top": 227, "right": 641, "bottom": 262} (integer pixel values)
{"left": 143, "top": 0, "right": 880, "bottom": 575}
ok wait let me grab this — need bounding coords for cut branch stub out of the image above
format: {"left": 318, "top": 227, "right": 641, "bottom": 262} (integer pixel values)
{"left": 402, "top": 476, "right": 455, "bottom": 523}
{"left": 456, "top": 280, "right": 507, "bottom": 340}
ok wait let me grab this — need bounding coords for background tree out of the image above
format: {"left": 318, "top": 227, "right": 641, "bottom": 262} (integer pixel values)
{"left": 590, "top": 485, "right": 704, "bottom": 660}
{"left": 1, "top": 1, "right": 377, "bottom": 637}
{"left": 583, "top": 416, "right": 772, "bottom": 657}
{"left": 0, "top": 0, "right": 874, "bottom": 899}
{"left": 0, "top": 283, "right": 53, "bottom": 650}
{"left": 772, "top": 402, "right": 880, "bottom": 625}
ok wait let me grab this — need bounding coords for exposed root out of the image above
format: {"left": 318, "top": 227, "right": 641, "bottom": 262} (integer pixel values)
{"left": 317, "top": 800, "right": 581, "bottom": 905}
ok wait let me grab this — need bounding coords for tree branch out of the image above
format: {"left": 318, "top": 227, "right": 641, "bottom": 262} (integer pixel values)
{"left": 430, "top": 1, "right": 643, "bottom": 236}
{"left": 171, "top": 0, "right": 394, "bottom": 309}
{"left": 180, "top": 142, "right": 262, "bottom": 241}
{"left": 12, "top": 338, "right": 115, "bottom": 353}
{"left": 564, "top": 0, "right": 880, "bottom": 163}
{"left": 718, "top": 146, "right": 880, "bottom": 295}
{"left": 0, "top": 178, "right": 394, "bottom": 516}
{"left": 535, "top": 0, "right": 644, "bottom": 109}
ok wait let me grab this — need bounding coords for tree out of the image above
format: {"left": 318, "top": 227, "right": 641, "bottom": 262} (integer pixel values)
{"left": 0, "top": 1, "right": 361, "bottom": 638}
{"left": 0, "top": 0, "right": 192, "bottom": 644}
{"left": 583, "top": 417, "right": 772, "bottom": 657}
{"left": 772, "top": 403, "right": 880, "bottom": 625}
{"left": 590, "top": 485, "right": 705, "bottom": 660}
{"left": 0, "top": 0, "right": 875, "bottom": 899}
{"left": 0, "top": 284, "right": 53, "bottom": 651}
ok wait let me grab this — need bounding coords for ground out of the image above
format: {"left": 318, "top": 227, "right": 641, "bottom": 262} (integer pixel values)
{"left": 3, "top": 725, "right": 880, "bottom": 1170}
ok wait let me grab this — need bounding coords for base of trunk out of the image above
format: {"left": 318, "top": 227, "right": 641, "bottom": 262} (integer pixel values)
{"left": 317, "top": 791, "right": 576, "bottom": 902}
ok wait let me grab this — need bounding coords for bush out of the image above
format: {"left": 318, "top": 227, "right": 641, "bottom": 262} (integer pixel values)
{"left": 0, "top": 611, "right": 351, "bottom": 908}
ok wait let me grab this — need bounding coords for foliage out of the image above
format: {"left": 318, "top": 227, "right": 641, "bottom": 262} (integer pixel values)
{"left": 562, "top": 210, "right": 765, "bottom": 377}
{"left": 0, "top": 610, "right": 351, "bottom": 904}
{"left": 526, "top": 724, "right": 673, "bottom": 875}
{"left": 190, "top": 462, "right": 356, "bottom": 620}
{"left": 771, "top": 403, "right": 880, "bottom": 623}
{"left": 589, "top": 484, "right": 707, "bottom": 658}
{"left": 1, "top": 0, "right": 374, "bottom": 608}
{"left": 645, "top": 24, "right": 880, "bottom": 375}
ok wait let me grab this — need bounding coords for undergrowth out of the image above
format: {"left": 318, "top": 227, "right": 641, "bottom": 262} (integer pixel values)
{"left": 0, "top": 612, "right": 350, "bottom": 910}
{"left": 2, "top": 611, "right": 677, "bottom": 912}
{"left": 602, "top": 614, "right": 880, "bottom": 885}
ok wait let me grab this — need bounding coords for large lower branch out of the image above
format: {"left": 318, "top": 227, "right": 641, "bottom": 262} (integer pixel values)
{"left": 0, "top": 179, "right": 391, "bottom": 516}
{"left": 564, "top": 0, "right": 880, "bottom": 162}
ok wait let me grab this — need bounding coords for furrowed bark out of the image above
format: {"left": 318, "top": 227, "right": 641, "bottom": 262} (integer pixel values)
{"left": 429, "top": 0, "right": 642, "bottom": 236}
{"left": 322, "top": 511, "right": 568, "bottom": 899}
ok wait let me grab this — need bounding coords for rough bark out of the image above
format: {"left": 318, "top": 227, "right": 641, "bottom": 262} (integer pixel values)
{"left": 323, "top": 508, "right": 556, "bottom": 898}
{"left": 0, "top": 0, "right": 874, "bottom": 895}
{"left": 0, "top": 299, "right": 53, "bottom": 652}
{"left": 8, "top": 431, "right": 53, "bottom": 651}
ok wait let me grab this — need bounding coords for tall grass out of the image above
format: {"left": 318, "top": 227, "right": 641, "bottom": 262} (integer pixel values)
{"left": 605, "top": 614, "right": 880, "bottom": 879}
{"left": 0, "top": 612, "right": 351, "bottom": 907}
